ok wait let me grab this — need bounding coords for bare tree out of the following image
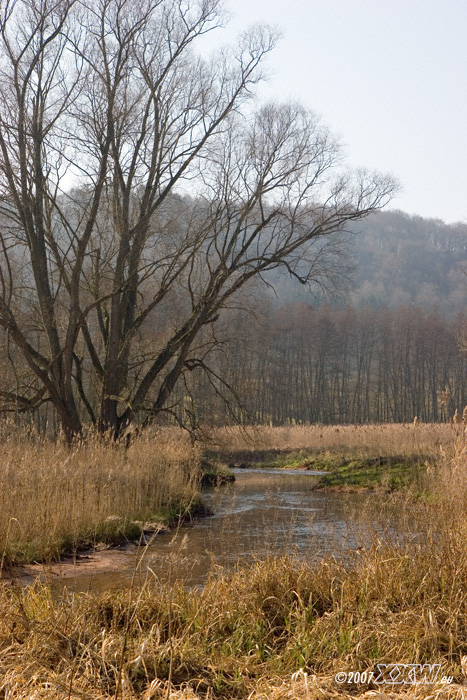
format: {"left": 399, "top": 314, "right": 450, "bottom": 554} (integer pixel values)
{"left": 0, "top": 0, "right": 397, "bottom": 440}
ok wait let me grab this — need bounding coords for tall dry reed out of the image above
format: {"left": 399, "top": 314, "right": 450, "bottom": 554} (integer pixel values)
{"left": 209, "top": 422, "right": 457, "bottom": 460}
{"left": 0, "top": 424, "right": 200, "bottom": 565}
{"left": 1, "top": 421, "right": 467, "bottom": 699}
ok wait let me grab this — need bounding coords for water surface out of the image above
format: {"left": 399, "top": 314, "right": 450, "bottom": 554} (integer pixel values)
{"left": 53, "top": 469, "right": 399, "bottom": 593}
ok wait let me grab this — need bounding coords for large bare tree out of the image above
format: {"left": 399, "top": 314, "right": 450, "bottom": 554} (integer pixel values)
{"left": 0, "top": 0, "right": 396, "bottom": 440}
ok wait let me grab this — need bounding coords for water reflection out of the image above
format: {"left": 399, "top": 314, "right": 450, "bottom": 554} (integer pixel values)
{"left": 52, "top": 469, "right": 400, "bottom": 594}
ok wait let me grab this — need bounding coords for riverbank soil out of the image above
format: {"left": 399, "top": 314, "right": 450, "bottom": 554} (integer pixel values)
{"left": 4, "top": 542, "right": 142, "bottom": 586}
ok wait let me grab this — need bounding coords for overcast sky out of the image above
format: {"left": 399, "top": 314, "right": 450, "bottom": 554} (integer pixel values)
{"left": 202, "top": 0, "right": 467, "bottom": 224}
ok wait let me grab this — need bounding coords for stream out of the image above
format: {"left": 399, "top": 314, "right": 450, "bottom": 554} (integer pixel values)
{"left": 47, "top": 468, "right": 403, "bottom": 594}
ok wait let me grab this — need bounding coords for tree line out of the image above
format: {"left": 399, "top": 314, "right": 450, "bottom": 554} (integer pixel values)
{"left": 171, "top": 303, "right": 467, "bottom": 426}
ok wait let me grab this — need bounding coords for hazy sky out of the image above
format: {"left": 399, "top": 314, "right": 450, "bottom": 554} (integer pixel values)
{"left": 203, "top": 0, "right": 467, "bottom": 224}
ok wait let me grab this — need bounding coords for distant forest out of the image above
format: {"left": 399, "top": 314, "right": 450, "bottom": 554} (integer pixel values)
{"left": 350, "top": 210, "right": 467, "bottom": 312}
{"left": 3, "top": 209, "right": 467, "bottom": 431}
{"left": 262, "top": 209, "right": 467, "bottom": 313}
{"left": 169, "top": 210, "right": 467, "bottom": 427}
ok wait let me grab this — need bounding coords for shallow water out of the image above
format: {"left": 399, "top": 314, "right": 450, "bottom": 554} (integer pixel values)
{"left": 49, "top": 469, "right": 404, "bottom": 594}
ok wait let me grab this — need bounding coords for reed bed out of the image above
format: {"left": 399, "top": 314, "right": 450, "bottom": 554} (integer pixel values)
{"left": 0, "top": 425, "right": 200, "bottom": 566}
{"left": 2, "top": 533, "right": 467, "bottom": 698}
{"left": 209, "top": 422, "right": 458, "bottom": 460}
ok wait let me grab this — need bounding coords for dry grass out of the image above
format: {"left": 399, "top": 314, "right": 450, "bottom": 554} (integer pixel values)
{"left": 2, "top": 422, "right": 467, "bottom": 698}
{"left": 0, "top": 424, "right": 201, "bottom": 566}
{"left": 2, "top": 532, "right": 467, "bottom": 698}
{"left": 208, "top": 422, "right": 458, "bottom": 459}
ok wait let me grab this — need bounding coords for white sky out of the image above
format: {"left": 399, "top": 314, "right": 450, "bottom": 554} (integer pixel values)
{"left": 202, "top": 0, "right": 467, "bottom": 224}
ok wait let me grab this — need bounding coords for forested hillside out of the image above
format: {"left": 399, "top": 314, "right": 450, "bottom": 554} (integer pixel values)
{"left": 350, "top": 210, "right": 467, "bottom": 311}
{"left": 166, "top": 211, "right": 467, "bottom": 427}
{"left": 262, "top": 210, "right": 467, "bottom": 312}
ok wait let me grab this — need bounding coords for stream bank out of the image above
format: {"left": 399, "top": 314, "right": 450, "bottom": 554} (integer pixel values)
{"left": 6, "top": 466, "right": 414, "bottom": 594}
{"left": 3, "top": 450, "right": 429, "bottom": 590}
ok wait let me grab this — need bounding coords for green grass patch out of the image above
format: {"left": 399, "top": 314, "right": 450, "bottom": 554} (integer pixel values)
{"left": 204, "top": 447, "right": 431, "bottom": 495}
{"left": 312, "top": 455, "right": 428, "bottom": 492}
{"left": 200, "top": 459, "right": 236, "bottom": 487}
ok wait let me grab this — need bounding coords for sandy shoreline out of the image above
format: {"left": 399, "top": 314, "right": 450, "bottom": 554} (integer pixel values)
{"left": 1, "top": 543, "right": 141, "bottom": 586}
{"left": 1, "top": 521, "right": 172, "bottom": 586}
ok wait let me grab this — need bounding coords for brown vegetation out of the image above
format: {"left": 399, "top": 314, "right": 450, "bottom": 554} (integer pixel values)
{"left": 0, "top": 422, "right": 467, "bottom": 697}
{"left": 0, "top": 425, "right": 200, "bottom": 567}
{"left": 1, "top": 526, "right": 467, "bottom": 698}
{"left": 207, "top": 421, "right": 457, "bottom": 459}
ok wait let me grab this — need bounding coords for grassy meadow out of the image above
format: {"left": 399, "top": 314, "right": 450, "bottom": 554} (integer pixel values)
{"left": 1, "top": 421, "right": 467, "bottom": 698}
